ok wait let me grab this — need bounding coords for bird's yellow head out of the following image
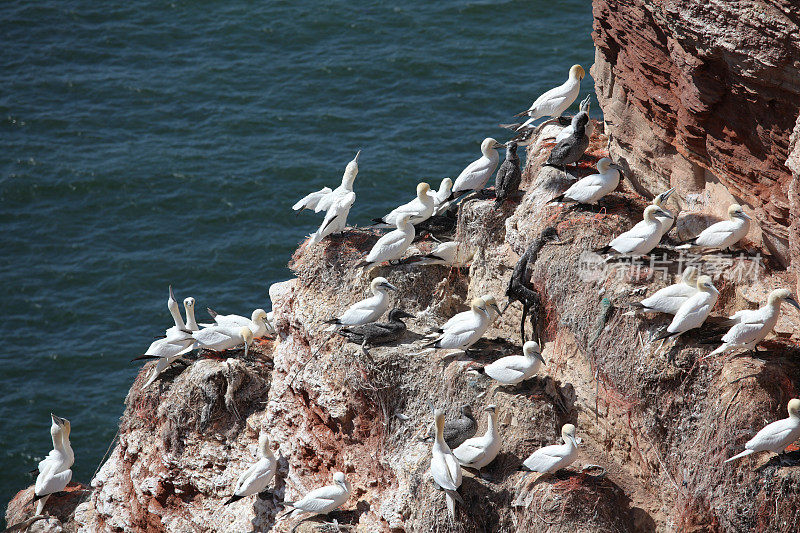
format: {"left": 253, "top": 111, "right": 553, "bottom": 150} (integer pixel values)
{"left": 788, "top": 399, "right": 800, "bottom": 417}
{"left": 417, "top": 182, "right": 431, "bottom": 196}
{"left": 570, "top": 64, "right": 585, "bottom": 80}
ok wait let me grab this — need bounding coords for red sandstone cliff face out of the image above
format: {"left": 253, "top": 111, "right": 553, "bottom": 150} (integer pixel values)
{"left": 592, "top": 0, "right": 800, "bottom": 269}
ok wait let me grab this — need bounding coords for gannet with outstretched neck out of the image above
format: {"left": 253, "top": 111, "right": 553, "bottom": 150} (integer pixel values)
{"left": 471, "top": 341, "right": 545, "bottom": 385}
{"left": 191, "top": 326, "right": 254, "bottom": 356}
{"left": 451, "top": 138, "right": 503, "bottom": 196}
{"left": 225, "top": 429, "right": 277, "bottom": 505}
{"left": 512, "top": 64, "right": 585, "bottom": 125}
{"left": 709, "top": 289, "right": 800, "bottom": 356}
{"left": 293, "top": 150, "right": 360, "bottom": 213}
{"left": 374, "top": 183, "right": 434, "bottom": 226}
{"left": 726, "top": 399, "right": 800, "bottom": 463}
{"left": 632, "top": 266, "right": 699, "bottom": 315}
{"left": 308, "top": 190, "right": 356, "bottom": 246}
{"left": 34, "top": 414, "right": 74, "bottom": 515}
{"left": 520, "top": 424, "right": 579, "bottom": 474}
{"left": 205, "top": 308, "right": 272, "bottom": 338}
{"left": 598, "top": 205, "right": 673, "bottom": 257}
{"left": 453, "top": 405, "right": 501, "bottom": 472}
{"left": 430, "top": 408, "right": 463, "bottom": 521}
{"left": 651, "top": 188, "right": 676, "bottom": 237}
{"left": 677, "top": 204, "right": 751, "bottom": 251}
{"left": 281, "top": 471, "right": 351, "bottom": 520}
{"left": 550, "top": 157, "right": 623, "bottom": 205}
{"left": 325, "top": 277, "right": 397, "bottom": 326}
{"left": 652, "top": 275, "right": 718, "bottom": 341}
{"left": 361, "top": 214, "right": 415, "bottom": 268}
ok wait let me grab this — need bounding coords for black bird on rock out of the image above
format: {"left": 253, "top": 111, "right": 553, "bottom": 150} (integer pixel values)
{"left": 544, "top": 112, "right": 589, "bottom": 179}
{"left": 421, "top": 404, "right": 478, "bottom": 450}
{"left": 494, "top": 141, "right": 522, "bottom": 209}
{"left": 337, "top": 308, "right": 414, "bottom": 356}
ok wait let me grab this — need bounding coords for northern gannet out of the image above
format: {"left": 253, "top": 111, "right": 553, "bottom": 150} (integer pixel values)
{"left": 520, "top": 424, "right": 578, "bottom": 474}
{"left": 494, "top": 141, "right": 522, "bottom": 208}
{"left": 653, "top": 275, "right": 718, "bottom": 341}
{"left": 183, "top": 297, "right": 199, "bottom": 331}
{"left": 651, "top": 188, "right": 676, "bottom": 238}
{"left": 425, "top": 298, "right": 492, "bottom": 352}
{"left": 550, "top": 157, "right": 623, "bottom": 205}
{"left": 709, "top": 289, "right": 800, "bottom": 356}
{"left": 453, "top": 405, "right": 501, "bottom": 473}
{"left": 433, "top": 295, "right": 501, "bottom": 333}
{"left": 553, "top": 95, "right": 593, "bottom": 144}
{"left": 192, "top": 326, "right": 254, "bottom": 357}
{"left": 598, "top": 205, "right": 673, "bottom": 257}
{"left": 361, "top": 214, "right": 415, "bottom": 268}
{"left": 293, "top": 150, "right": 360, "bottom": 213}
{"left": 282, "top": 471, "right": 351, "bottom": 520}
{"left": 451, "top": 138, "right": 503, "bottom": 196}
{"left": 726, "top": 399, "right": 800, "bottom": 463}
{"left": 677, "top": 204, "right": 751, "bottom": 251}
{"left": 430, "top": 408, "right": 464, "bottom": 521}
{"left": 401, "top": 241, "right": 474, "bottom": 267}
{"left": 308, "top": 190, "right": 356, "bottom": 246}
{"left": 480, "top": 294, "right": 502, "bottom": 325}
{"left": 225, "top": 429, "right": 277, "bottom": 504}
{"left": 165, "top": 285, "right": 193, "bottom": 336}
{"left": 512, "top": 64, "right": 585, "bottom": 124}
{"left": 471, "top": 341, "right": 545, "bottom": 385}
{"left": 432, "top": 178, "right": 454, "bottom": 215}
{"left": 34, "top": 414, "right": 74, "bottom": 516}
{"left": 139, "top": 331, "right": 197, "bottom": 389}
{"left": 544, "top": 113, "right": 590, "bottom": 178}
{"left": 205, "top": 308, "right": 272, "bottom": 338}
{"left": 337, "top": 308, "right": 413, "bottom": 355}
{"left": 423, "top": 405, "right": 478, "bottom": 450}
{"left": 632, "top": 266, "right": 699, "bottom": 315}
{"left": 325, "top": 277, "right": 397, "bottom": 326}
{"left": 373, "top": 183, "right": 434, "bottom": 226}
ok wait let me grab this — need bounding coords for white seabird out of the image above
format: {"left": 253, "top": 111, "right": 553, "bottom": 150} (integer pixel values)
{"left": 453, "top": 405, "right": 501, "bottom": 473}
{"left": 403, "top": 241, "right": 474, "bottom": 267}
{"left": 361, "top": 214, "right": 415, "bottom": 268}
{"left": 374, "top": 182, "right": 434, "bottom": 226}
{"left": 205, "top": 308, "right": 273, "bottom": 338}
{"left": 512, "top": 64, "right": 585, "bottom": 125}
{"left": 426, "top": 298, "right": 495, "bottom": 352}
{"left": 551, "top": 157, "right": 623, "bottom": 205}
{"left": 293, "top": 150, "right": 360, "bottom": 213}
{"left": 308, "top": 191, "right": 356, "bottom": 246}
{"left": 520, "top": 423, "right": 579, "bottom": 474}
{"left": 651, "top": 188, "right": 676, "bottom": 237}
{"left": 325, "top": 277, "right": 397, "bottom": 326}
{"left": 677, "top": 204, "right": 751, "bottom": 251}
{"left": 599, "top": 204, "right": 673, "bottom": 257}
{"left": 653, "top": 275, "right": 718, "bottom": 341}
{"left": 451, "top": 138, "right": 503, "bottom": 196}
{"left": 430, "top": 408, "right": 464, "bottom": 521}
{"left": 166, "top": 285, "right": 188, "bottom": 334}
{"left": 139, "top": 332, "right": 197, "bottom": 389}
{"left": 225, "top": 429, "right": 277, "bottom": 505}
{"left": 725, "top": 399, "right": 800, "bottom": 463}
{"left": 633, "top": 266, "right": 699, "bottom": 315}
{"left": 709, "top": 289, "right": 800, "bottom": 357}
{"left": 282, "top": 471, "right": 351, "bottom": 520}
{"left": 472, "top": 341, "right": 545, "bottom": 386}
{"left": 432, "top": 178, "right": 454, "bottom": 215}
{"left": 34, "top": 414, "right": 74, "bottom": 516}
{"left": 192, "top": 326, "right": 254, "bottom": 356}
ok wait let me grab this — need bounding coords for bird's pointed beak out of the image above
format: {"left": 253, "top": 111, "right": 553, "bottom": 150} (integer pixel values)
{"left": 51, "top": 414, "right": 65, "bottom": 426}
{"left": 786, "top": 296, "right": 800, "bottom": 310}
{"left": 384, "top": 282, "right": 398, "bottom": 291}
{"left": 662, "top": 187, "right": 676, "bottom": 201}
{"left": 609, "top": 164, "right": 626, "bottom": 177}
{"left": 491, "top": 303, "right": 502, "bottom": 316}
{"left": 501, "top": 301, "right": 512, "bottom": 315}
{"left": 492, "top": 142, "right": 504, "bottom": 150}
{"left": 169, "top": 285, "right": 176, "bottom": 302}
{"left": 534, "top": 351, "right": 546, "bottom": 365}
{"left": 354, "top": 150, "right": 361, "bottom": 163}
{"left": 568, "top": 435, "right": 578, "bottom": 447}
{"left": 740, "top": 211, "right": 752, "bottom": 221}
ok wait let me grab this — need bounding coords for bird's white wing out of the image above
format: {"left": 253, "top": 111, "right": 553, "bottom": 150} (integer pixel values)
{"left": 528, "top": 80, "right": 573, "bottom": 115}
{"left": 384, "top": 196, "right": 422, "bottom": 224}
{"left": 235, "top": 458, "right": 276, "bottom": 497}
{"left": 35, "top": 468, "right": 72, "bottom": 496}
{"left": 693, "top": 221, "right": 737, "bottom": 248}
{"left": 721, "top": 319, "right": 766, "bottom": 345}
{"left": 746, "top": 419, "right": 799, "bottom": 452}
{"left": 440, "top": 310, "right": 471, "bottom": 332}
{"left": 640, "top": 285, "right": 697, "bottom": 314}
{"left": 453, "top": 438, "right": 487, "bottom": 465}
{"left": 293, "top": 187, "right": 332, "bottom": 211}
{"left": 193, "top": 328, "right": 236, "bottom": 348}
{"left": 431, "top": 452, "right": 460, "bottom": 491}
{"left": 144, "top": 336, "right": 194, "bottom": 358}
{"left": 563, "top": 174, "right": 608, "bottom": 203}
{"left": 338, "top": 296, "right": 381, "bottom": 325}
{"left": 522, "top": 445, "right": 564, "bottom": 472}
{"left": 293, "top": 485, "right": 343, "bottom": 513}
{"left": 214, "top": 314, "right": 249, "bottom": 328}
{"left": 365, "top": 229, "right": 411, "bottom": 263}
{"left": 453, "top": 157, "right": 493, "bottom": 193}
{"left": 485, "top": 356, "right": 528, "bottom": 383}
{"left": 669, "top": 300, "right": 713, "bottom": 333}
{"left": 729, "top": 309, "right": 754, "bottom": 322}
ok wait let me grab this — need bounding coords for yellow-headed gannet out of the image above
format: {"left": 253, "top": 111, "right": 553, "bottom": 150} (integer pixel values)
{"left": 183, "top": 297, "right": 199, "bottom": 331}
{"left": 225, "top": 429, "right": 277, "bottom": 504}
{"left": 402, "top": 241, "right": 474, "bottom": 267}
{"left": 433, "top": 296, "right": 501, "bottom": 333}
{"left": 430, "top": 408, "right": 464, "bottom": 521}
{"left": 433, "top": 178, "right": 454, "bottom": 215}
{"left": 632, "top": 266, "right": 699, "bottom": 315}
{"left": 426, "top": 298, "right": 497, "bottom": 352}
{"left": 34, "top": 414, "right": 74, "bottom": 515}
{"left": 550, "top": 157, "right": 623, "bottom": 205}
{"left": 361, "top": 214, "right": 415, "bottom": 268}
{"left": 293, "top": 150, "right": 360, "bottom": 213}
{"left": 205, "top": 308, "right": 272, "bottom": 338}
{"left": 598, "top": 205, "right": 673, "bottom": 257}
{"left": 453, "top": 405, "right": 501, "bottom": 473}
{"left": 192, "top": 326, "right": 254, "bottom": 357}
{"left": 325, "top": 277, "right": 397, "bottom": 326}
{"left": 308, "top": 190, "right": 356, "bottom": 246}
{"left": 373, "top": 182, "right": 434, "bottom": 226}
{"left": 677, "top": 204, "right": 751, "bottom": 251}
{"left": 651, "top": 188, "right": 676, "bottom": 237}
{"left": 709, "top": 289, "right": 800, "bottom": 356}
{"left": 520, "top": 424, "right": 579, "bottom": 474}
{"left": 512, "top": 64, "right": 585, "bottom": 124}
{"left": 472, "top": 341, "right": 545, "bottom": 385}
{"left": 652, "top": 275, "right": 718, "bottom": 341}
{"left": 282, "top": 471, "right": 351, "bottom": 520}
{"left": 726, "top": 399, "right": 800, "bottom": 463}
{"left": 451, "top": 138, "right": 503, "bottom": 196}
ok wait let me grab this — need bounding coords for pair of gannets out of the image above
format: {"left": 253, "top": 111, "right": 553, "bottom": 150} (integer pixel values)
{"left": 281, "top": 472, "right": 351, "bottom": 521}
{"left": 166, "top": 285, "right": 199, "bottom": 336}
{"left": 326, "top": 277, "right": 397, "bottom": 326}
{"left": 652, "top": 275, "right": 718, "bottom": 341}
{"left": 34, "top": 414, "right": 74, "bottom": 515}
{"left": 633, "top": 266, "right": 699, "bottom": 315}
{"left": 452, "top": 405, "right": 501, "bottom": 473}
{"left": 512, "top": 64, "right": 586, "bottom": 128}
{"left": 551, "top": 157, "right": 624, "bottom": 205}
{"left": 471, "top": 341, "right": 545, "bottom": 386}
{"left": 361, "top": 215, "right": 415, "bottom": 268}
{"left": 726, "top": 399, "right": 800, "bottom": 463}
{"left": 677, "top": 204, "right": 751, "bottom": 251}
{"left": 225, "top": 429, "right": 276, "bottom": 505}
{"left": 452, "top": 138, "right": 504, "bottom": 196}
{"left": 401, "top": 241, "right": 474, "bottom": 268}
{"left": 520, "top": 423, "right": 579, "bottom": 474}
{"left": 293, "top": 151, "right": 360, "bottom": 214}
{"left": 599, "top": 204, "right": 674, "bottom": 257}
{"left": 426, "top": 295, "right": 501, "bottom": 351}
{"left": 709, "top": 289, "right": 800, "bottom": 356}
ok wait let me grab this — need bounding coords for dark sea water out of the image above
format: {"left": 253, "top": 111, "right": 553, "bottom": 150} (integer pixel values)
{"left": 0, "top": 0, "right": 594, "bottom": 518}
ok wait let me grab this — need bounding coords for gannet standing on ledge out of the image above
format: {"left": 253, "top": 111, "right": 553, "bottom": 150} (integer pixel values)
{"left": 430, "top": 408, "right": 464, "bottom": 521}
{"left": 453, "top": 405, "right": 501, "bottom": 474}
{"left": 400, "top": 241, "right": 474, "bottom": 267}
{"left": 325, "top": 277, "right": 397, "bottom": 327}
{"left": 549, "top": 157, "right": 623, "bottom": 206}
{"left": 677, "top": 204, "right": 751, "bottom": 251}
{"left": 511, "top": 64, "right": 585, "bottom": 125}
{"left": 373, "top": 182, "right": 434, "bottom": 227}
{"left": 192, "top": 326, "right": 254, "bottom": 357}
{"left": 726, "top": 399, "right": 800, "bottom": 463}
{"left": 360, "top": 214, "right": 415, "bottom": 268}
{"left": 493, "top": 141, "right": 522, "bottom": 208}
{"left": 632, "top": 266, "right": 699, "bottom": 315}
{"left": 281, "top": 472, "right": 351, "bottom": 520}
{"left": 293, "top": 150, "right": 360, "bottom": 213}
{"left": 470, "top": 341, "right": 545, "bottom": 386}
{"left": 34, "top": 414, "right": 74, "bottom": 516}
{"left": 425, "top": 298, "right": 496, "bottom": 352}
{"left": 597, "top": 205, "right": 673, "bottom": 257}
{"left": 451, "top": 138, "right": 503, "bottom": 197}
{"left": 520, "top": 424, "right": 579, "bottom": 474}
{"left": 225, "top": 429, "right": 277, "bottom": 505}
{"left": 652, "top": 275, "right": 718, "bottom": 341}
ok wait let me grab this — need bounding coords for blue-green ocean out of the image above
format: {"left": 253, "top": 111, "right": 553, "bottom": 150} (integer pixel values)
{"left": 0, "top": 0, "right": 594, "bottom": 517}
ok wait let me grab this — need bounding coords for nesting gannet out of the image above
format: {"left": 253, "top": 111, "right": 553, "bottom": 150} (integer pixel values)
{"left": 632, "top": 266, "right": 699, "bottom": 315}
{"left": 726, "top": 399, "right": 800, "bottom": 463}
{"left": 423, "top": 405, "right": 478, "bottom": 450}
{"left": 325, "top": 277, "right": 397, "bottom": 326}
{"left": 598, "top": 205, "right": 673, "bottom": 257}
{"left": 433, "top": 296, "right": 502, "bottom": 334}
{"left": 282, "top": 471, "right": 351, "bottom": 520}
{"left": 430, "top": 408, "right": 464, "bottom": 520}
{"left": 709, "top": 289, "right": 800, "bottom": 356}
{"left": 206, "top": 308, "right": 272, "bottom": 338}
{"left": 373, "top": 182, "right": 435, "bottom": 227}
{"left": 471, "top": 341, "right": 545, "bottom": 386}
{"left": 308, "top": 191, "right": 356, "bottom": 246}
{"left": 453, "top": 405, "right": 501, "bottom": 472}
{"left": 494, "top": 142, "right": 522, "bottom": 208}
{"left": 138, "top": 332, "right": 197, "bottom": 389}
{"left": 550, "top": 157, "right": 623, "bottom": 205}
{"left": 293, "top": 150, "right": 360, "bottom": 213}
{"left": 553, "top": 95, "right": 593, "bottom": 143}
{"left": 520, "top": 424, "right": 578, "bottom": 474}
{"left": 512, "top": 64, "right": 585, "bottom": 124}
{"left": 401, "top": 241, "right": 474, "bottom": 267}
{"left": 544, "top": 113, "right": 590, "bottom": 178}
{"left": 225, "top": 429, "right": 277, "bottom": 504}
{"left": 337, "top": 308, "right": 413, "bottom": 354}
{"left": 653, "top": 275, "right": 718, "bottom": 341}
{"left": 192, "top": 326, "right": 254, "bottom": 357}
{"left": 361, "top": 214, "right": 415, "bottom": 268}
{"left": 677, "top": 204, "right": 751, "bottom": 251}
{"left": 425, "top": 298, "right": 492, "bottom": 352}
{"left": 451, "top": 138, "right": 503, "bottom": 196}
{"left": 480, "top": 294, "right": 502, "bottom": 325}
{"left": 34, "top": 414, "right": 74, "bottom": 516}
{"left": 650, "top": 188, "right": 676, "bottom": 238}
{"left": 433, "top": 178, "right": 454, "bottom": 215}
